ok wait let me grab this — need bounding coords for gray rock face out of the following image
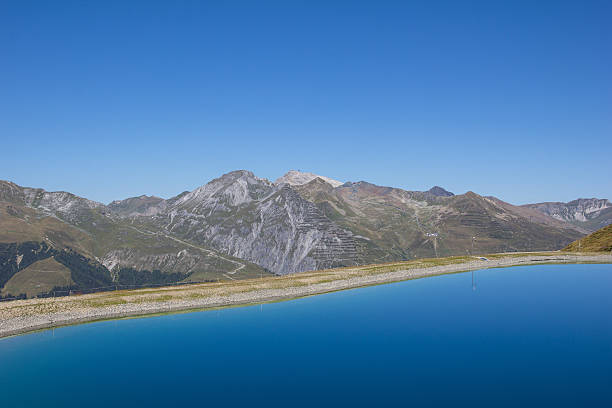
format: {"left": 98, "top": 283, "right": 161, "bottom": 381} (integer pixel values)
{"left": 523, "top": 199, "right": 612, "bottom": 231}
{"left": 151, "top": 171, "right": 359, "bottom": 274}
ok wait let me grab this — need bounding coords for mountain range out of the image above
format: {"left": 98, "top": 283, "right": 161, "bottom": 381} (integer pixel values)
{"left": 2, "top": 170, "right": 606, "bottom": 298}
{"left": 522, "top": 199, "right": 612, "bottom": 232}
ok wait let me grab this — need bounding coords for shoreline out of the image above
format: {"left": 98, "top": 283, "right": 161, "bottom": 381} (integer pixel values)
{"left": 2, "top": 252, "right": 611, "bottom": 339}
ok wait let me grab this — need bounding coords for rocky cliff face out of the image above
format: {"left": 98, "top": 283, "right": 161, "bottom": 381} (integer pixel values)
{"left": 148, "top": 171, "right": 359, "bottom": 274}
{"left": 523, "top": 199, "right": 612, "bottom": 232}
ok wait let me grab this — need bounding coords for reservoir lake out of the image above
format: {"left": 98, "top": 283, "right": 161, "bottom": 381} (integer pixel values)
{"left": 1, "top": 263, "right": 611, "bottom": 407}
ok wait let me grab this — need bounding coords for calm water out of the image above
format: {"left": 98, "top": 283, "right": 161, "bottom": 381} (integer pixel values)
{"left": 1, "top": 264, "right": 611, "bottom": 407}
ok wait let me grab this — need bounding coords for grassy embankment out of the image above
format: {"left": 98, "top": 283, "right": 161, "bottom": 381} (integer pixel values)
{"left": 1, "top": 251, "right": 595, "bottom": 317}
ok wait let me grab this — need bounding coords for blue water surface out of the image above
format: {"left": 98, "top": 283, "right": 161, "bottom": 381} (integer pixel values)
{"left": 1, "top": 264, "right": 611, "bottom": 407}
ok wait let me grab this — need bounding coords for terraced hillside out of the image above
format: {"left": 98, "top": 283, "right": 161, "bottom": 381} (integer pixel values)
{"left": 294, "top": 177, "right": 584, "bottom": 262}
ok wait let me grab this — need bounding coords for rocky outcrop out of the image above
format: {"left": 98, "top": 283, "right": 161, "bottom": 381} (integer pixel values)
{"left": 153, "top": 171, "right": 359, "bottom": 274}
{"left": 523, "top": 198, "right": 612, "bottom": 232}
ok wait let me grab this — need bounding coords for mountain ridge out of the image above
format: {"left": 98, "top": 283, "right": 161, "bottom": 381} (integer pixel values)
{"left": 523, "top": 198, "right": 612, "bottom": 232}
{"left": 0, "top": 170, "right": 595, "bottom": 298}
{"left": 275, "top": 170, "right": 344, "bottom": 188}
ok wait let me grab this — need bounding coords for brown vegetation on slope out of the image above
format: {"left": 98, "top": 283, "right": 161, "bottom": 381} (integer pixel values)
{"left": 564, "top": 224, "right": 612, "bottom": 252}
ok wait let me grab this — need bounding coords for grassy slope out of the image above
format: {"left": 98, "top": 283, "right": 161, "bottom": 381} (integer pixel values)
{"left": 564, "top": 224, "right": 612, "bottom": 252}
{"left": 1, "top": 257, "right": 73, "bottom": 297}
{"left": 0, "top": 203, "right": 95, "bottom": 256}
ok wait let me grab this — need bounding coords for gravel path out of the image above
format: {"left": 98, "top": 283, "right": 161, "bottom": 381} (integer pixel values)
{"left": 1, "top": 253, "right": 611, "bottom": 339}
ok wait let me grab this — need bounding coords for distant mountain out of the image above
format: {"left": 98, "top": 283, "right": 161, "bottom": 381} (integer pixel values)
{"left": 294, "top": 178, "right": 583, "bottom": 262}
{"left": 275, "top": 170, "right": 344, "bottom": 187}
{"left": 0, "top": 171, "right": 591, "bottom": 298}
{"left": 564, "top": 224, "right": 612, "bottom": 252}
{"left": 523, "top": 198, "right": 612, "bottom": 232}
{"left": 0, "top": 180, "right": 267, "bottom": 298}
{"left": 139, "top": 170, "right": 359, "bottom": 274}
{"left": 427, "top": 186, "right": 454, "bottom": 197}
{"left": 108, "top": 195, "right": 166, "bottom": 217}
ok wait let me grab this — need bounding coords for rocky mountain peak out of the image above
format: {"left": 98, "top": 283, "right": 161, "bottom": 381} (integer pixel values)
{"left": 0, "top": 180, "right": 27, "bottom": 204}
{"left": 275, "top": 170, "right": 343, "bottom": 188}
{"left": 427, "top": 186, "right": 454, "bottom": 197}
{"left": 300, "top": 177, "right": 337, "bottom": 193}
{"left": 108, "top": 195, "right": 166, "bottom": 217}
{"left": 218, "top": 169, "right": 257, "bottom": 182}
{"left": 171, "top": 170, "right": 274, "bottom": 211}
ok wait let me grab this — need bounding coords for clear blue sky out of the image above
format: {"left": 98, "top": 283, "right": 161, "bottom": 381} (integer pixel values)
{"left": 1, "top": 1, "right": 610, "bottom": 205}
